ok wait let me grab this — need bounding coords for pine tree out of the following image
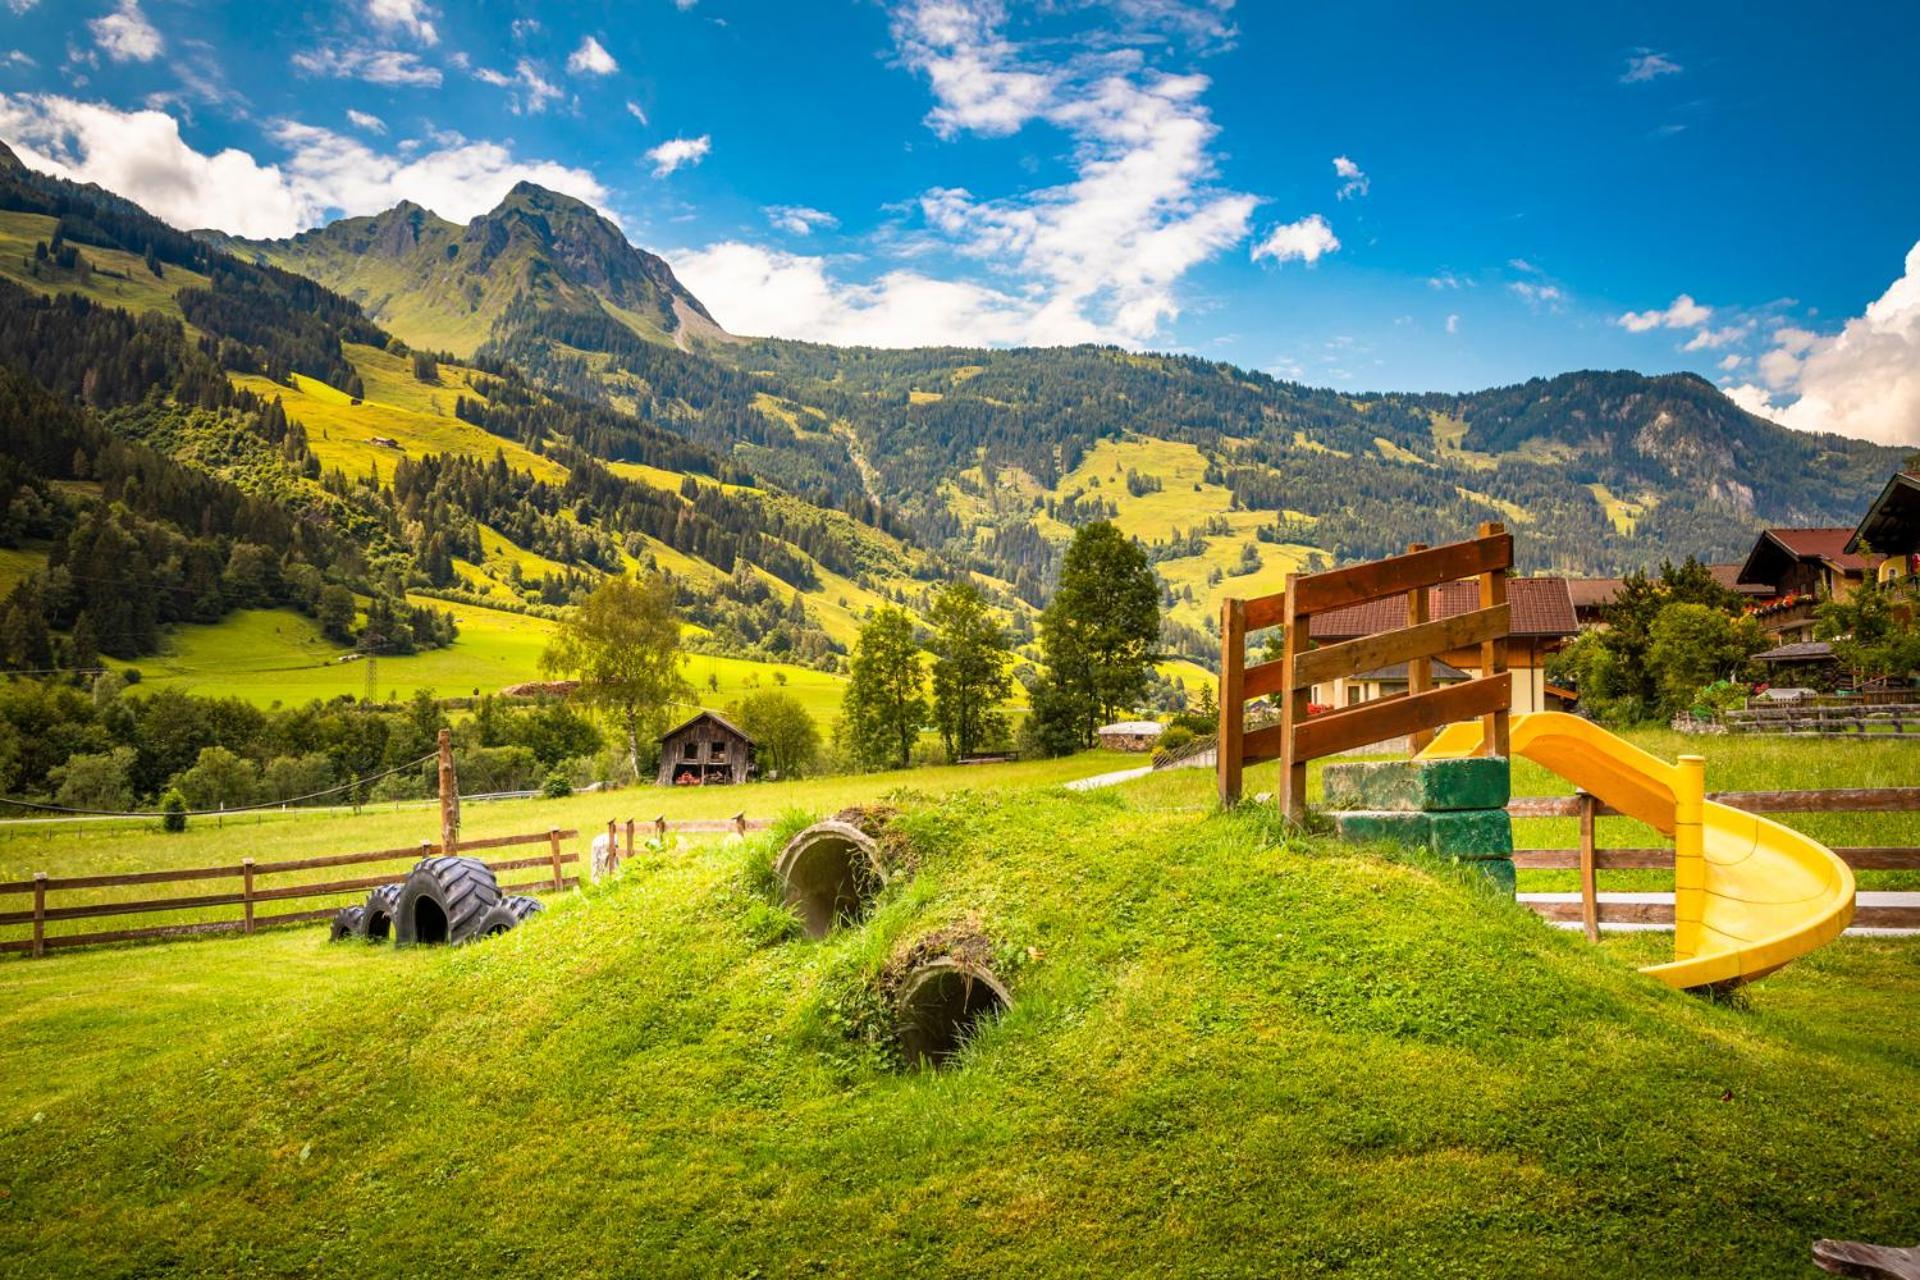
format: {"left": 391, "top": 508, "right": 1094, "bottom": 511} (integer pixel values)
{"left": 1032, "top": 521, "right": 1160, "bottom": 750}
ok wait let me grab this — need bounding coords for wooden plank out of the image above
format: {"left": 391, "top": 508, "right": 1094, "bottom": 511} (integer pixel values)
{"left": 486, "top": 853, "right": 579, "bottom": 874}
{"left": 1477, "top": 522, "right": 1511, "bottom": 760}
{"left": 1243, "top": 591, "right": 1287, "bottom": 632}
{"left": 251, "top": 844, "right": 440, "bottom": 875}
{"left": 0, "top": 863, "right": 246, "bottom": 894}
{"left": 1515, "top": 846, "right": 1918, "bottom": 870}
{"left": 241, "top": 858, "right": 256, "bottom": 936}
{"left": 0, "top": 889, "right": 249, "bottom": 926}
{"left": 1278, "top": 574, "right": 1308, "bottom": 820}
{"left": 1291, "top": 605, "right": 1509, "bottom": 690}
{"left": 251, "top": 907, "right": 342, "bottom": 929}
{"left": 1709, "top": 788, "right": 1920, "bottom": 814}
{"left": 548, "top": 829, "right": 564, "bottom": 892}
{"left": 251, "top": 873, "right": 406, "bottom": 904}
{"left": 437, "top": 829, "right": 577, "bottom": 854}
{"left": 1523, "top": 898, "right": 1920, "bottom": 929}
{"left": 31, "top": 873, "right": 44, "bottom": 959}
{"left": 1405, "top": 543, "right": 1433, "bottom": 755}
{"left": 1218, "top": 597, "right": 1246, "bottom": 805}
{"left": 1293, "top": 673, "right": 1511, "bottom": 760}
{"left": 0, "top": 917, "right": 247, "bottom": 953}
{"left": 1578, "top": 793, "right": 1599, "bottom": 943}
{"left": 1241, "top": 655, "right": 1288, "bottom": 702}
{"left": 499, "top": 876, "right": 578, "bottom": 895}
{"left": 1290, "top": 532, "right": 1513, "bottom": 617}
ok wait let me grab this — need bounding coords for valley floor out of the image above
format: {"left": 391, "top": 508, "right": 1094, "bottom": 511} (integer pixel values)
{"left": 0, "top": 745, "right": 1916, "bottom": 1276}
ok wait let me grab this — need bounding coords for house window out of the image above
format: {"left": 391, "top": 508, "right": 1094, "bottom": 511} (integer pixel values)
{"left": 1347, "top": 685, "right": 1363, "bottom": 706}
{"left": 683, "top": 742, "right": 699, "bottom": 760}
{"left": 710, "top": 742, "right": 728, "bottom": 762}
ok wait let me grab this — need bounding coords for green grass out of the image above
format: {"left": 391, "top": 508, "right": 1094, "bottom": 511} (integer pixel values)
{"left": 117, "top": 604, "right": 853, "bottom": 717}
{"left": 0, "top": 543, "right": 48, "bottom": 594}
{"left": 0, "top": 777, "right": 1915, "bottom": 1276}
{"left": 0, "top": 211, "right": 211, "bottom": 318}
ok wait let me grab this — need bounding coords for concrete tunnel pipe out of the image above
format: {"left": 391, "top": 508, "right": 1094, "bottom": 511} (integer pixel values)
{"left": 772, "top": 820, "right": 887, "bottom": 939}
{"left": 896, "top": 957, "right": 1012, "bottom": 1069}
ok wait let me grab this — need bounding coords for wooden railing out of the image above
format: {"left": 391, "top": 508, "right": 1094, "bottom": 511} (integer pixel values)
{"left": 1720, "top": 705, "right": 1920, "bottom": 737}
{"left": 1, "top": 828, "right": 581, "bottom": 957}
{"left": 1508, "top": 787, "right": 1920, "bottom": 937}
{"left": 1219, "top": 524, "right": 1514, "bottom": 817}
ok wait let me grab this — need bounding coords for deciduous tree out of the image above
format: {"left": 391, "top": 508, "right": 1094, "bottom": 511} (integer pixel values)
{"left": 540, "top": 573, "right": 689, "bottom": 776}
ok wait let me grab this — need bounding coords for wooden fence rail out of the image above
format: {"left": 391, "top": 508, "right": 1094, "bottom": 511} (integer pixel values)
{"left": 0, "top": 828, "right": 581, "bottom": 957}
{"left": 1220, "top": 524, "right": 1514, "bottom": 817}
{"left": 1506, "top": 786, "right": 1920, "bottom": 938}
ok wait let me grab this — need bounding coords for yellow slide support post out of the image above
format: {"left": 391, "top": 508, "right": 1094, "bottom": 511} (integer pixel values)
{"left": 1418, "top": 712, "right": 1855, "bottom": 990}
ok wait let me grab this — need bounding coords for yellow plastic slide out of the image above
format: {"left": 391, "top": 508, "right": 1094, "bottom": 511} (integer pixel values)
{"left": 1418, "top": 711, "right": 1856, "bottom": 989}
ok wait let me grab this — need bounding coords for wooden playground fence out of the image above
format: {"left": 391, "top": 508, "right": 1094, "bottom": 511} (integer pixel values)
{"left": 1508, "top": 786, "right": 1920, "bottom": 937}
{"left": 1220, "top": 523, "right": 1514, "bottom": 817}
{"left": 1719, "top": 704, "right": 1920, "bottom": 737}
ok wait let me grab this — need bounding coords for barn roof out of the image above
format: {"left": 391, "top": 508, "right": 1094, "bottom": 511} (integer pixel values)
{"left": 1848, "top": 470, "right": 1920, "bottom": 556}
{"left": 1308, "top": 577, "right": 1579, "bottom": 641}
{"left": 658, "top": 710, "right": 755, "bottom": 743}
{"left": 1737, "top": 528, "right": 1874, "bottom": 585}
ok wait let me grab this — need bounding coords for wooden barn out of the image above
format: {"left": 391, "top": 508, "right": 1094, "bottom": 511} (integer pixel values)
{"left": 658, "top": 711, "right": 757, "bottom": 786}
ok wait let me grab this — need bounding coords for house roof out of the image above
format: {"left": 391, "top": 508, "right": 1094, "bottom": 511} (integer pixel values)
{"left": 1309, "top": 577, "right": 1579, "bottom": 641}
{"left": 1708, "top": 563, "right": 1772, "bottom": 597}
{"left": 1754, "top": 641, "right": 1835, "bottom": 663}
{"left": 1355, "top": 658, "right": 1471, "bottom": 683}
{"left": 1566, "top": 578, "right": 1625, "bottom": 610}
{"left": 1738, "top": 528, "right": 1874, "bottom": 585}
{"left": 1098, "top": 720, "right": 1163, "bottom": 736}
{"left": 658, "top": 709, "right": 754, "bottom": 743}
{"left": 1847, "top": 471, "right": 1920, "bottom": 556}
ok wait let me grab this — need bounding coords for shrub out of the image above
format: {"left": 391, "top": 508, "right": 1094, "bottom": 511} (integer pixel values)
{"left": 159, "top": 788, "right": 187, "bottom": 833}
{"left": 542, "top": 769, "right": 573, "bottom": 799}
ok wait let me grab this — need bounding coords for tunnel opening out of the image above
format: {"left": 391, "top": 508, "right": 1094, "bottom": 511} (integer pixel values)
{"left": 773, "top": 821, "right": 887, "bottom": 939}
{"left": 411, "top": 897, "right": 449, "bottom": 945}
{"left": 896, "top": 958, "right": 1011, "bottom": 1069}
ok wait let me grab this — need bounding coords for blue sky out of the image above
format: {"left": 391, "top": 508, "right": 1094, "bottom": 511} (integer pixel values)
{"left": 2, "top": 0, "right": 1917, "bottom": 444}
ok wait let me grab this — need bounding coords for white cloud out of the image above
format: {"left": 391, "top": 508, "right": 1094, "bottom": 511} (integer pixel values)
{"left": 1509, "top": 257, "right": 1540, "bottom": 273}
{"left": 1718, "top": 353, "right": 1744, "bottom": 372}
{"left": 510, "top": 18, "right": 540, "bottom": 41}
{"left": 568, "top": 36, "right": 617, "bottom": 77}
{"left": 646, "top": 134, "right": 710, "bottom": 176}
{"left": 365, "top": 0, "right": 437, "bottom": 46}
{"left": 6, "top": 0, "right": 37, "bottom": 13}
{"left": 1509, "top": 280, "right": 1564, "bottom": 309}
{"left": 294, "top": 45, "right": 442, "bottom": 88}
{"left": 1446, "top": 313, "right": 1460, "bottom": 335}
{"left": 2, "top": 50, "right": 34, "bottom": 69}
{"left": 89, "top": 0, "right": 162, "bottom": 63}
{"left": 1427, "top": 271, "right": 1467, "bottom": 290}
{"left": 470, "top": 59, "right": 562, "bottom": 114}
{"left": 765, "top": 205, "right": 838, "bottom": 235}
{"left": 888, "top": 0, "right": 1258, "bottom": 344}
{"left": 674, "top": 0, "right": 697, "bottom": 8}
{"left": 1332, "top": 154, "right": 1368, "bottom": 200}
{"left": 625, "top": 100, "right": 649, "bottom": 125}
{"left": 1729, "top": 241, "right": 1920, "bottom": 446}
{"left": 0, "top": 94, "right": 607, "bottom": 238}
{"left": 346, "top": 109, "right": 386, "bottom": 134}
{"left": 1617, "top": 293, "right": 1712, "bottom": 332}
{"left": 1620, "top": 50, "right": 1681, "bottom": 84}
{"left": 1681, "top": 324, "right": 1750, "bottom": 351}
{"left": 1251, "top": 213, "right": 1338, "bottom": 265}
{"left": 671, "top": 241, "right": 1100, "bottom": 346}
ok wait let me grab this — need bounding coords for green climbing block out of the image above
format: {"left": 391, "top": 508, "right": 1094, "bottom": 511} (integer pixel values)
{"left": 1458, "top": 856, "right": 1516, "bottom": 896}
{"left": 1321, "top": 757, "right": 1511, "bottom": 812}
{"left": 1428, "top": 808, "right": 1513, "bottom": 860}
{"left": 1332, "top": 810, "right": 1430, "bottom": 849}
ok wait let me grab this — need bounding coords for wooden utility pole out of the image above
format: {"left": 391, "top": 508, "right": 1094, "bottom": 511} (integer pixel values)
{"left": 437, "top": 728, "right": 459, "bottom": 855}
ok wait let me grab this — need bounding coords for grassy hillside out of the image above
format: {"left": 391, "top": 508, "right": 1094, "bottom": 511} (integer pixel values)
{"left": 0, "top": 209, "right": 211, "bottom": 316}
{"left": 0, "top": 777, "right": 1914, "bottom": 1276}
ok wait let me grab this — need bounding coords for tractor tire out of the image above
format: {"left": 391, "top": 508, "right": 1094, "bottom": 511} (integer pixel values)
{"left": 395, "top": 856, "right": 501, "bottom": 946}
{"left": 460, "top": 901, "right": 521, "bottom": 944}
{"left": 328, "top": 905, "right": 365, "bottom": 941}
{"left": 504, "top": 895, "right": 544, "bottom": 924}
{"left": 362, "top": 883, "right": 403, "bottom": 942}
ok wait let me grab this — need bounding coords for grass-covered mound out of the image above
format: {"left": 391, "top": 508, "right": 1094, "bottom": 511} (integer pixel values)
{"left": 2, "top": 784, "right": 1916, "bottom": 1276}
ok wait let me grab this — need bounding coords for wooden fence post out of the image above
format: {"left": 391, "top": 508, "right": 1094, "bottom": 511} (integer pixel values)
{"left": 421, "top": 840, "right": 434, "bottom": 861}
{"left": 1278, "top": 573, "right": 1308, "bottom": 822}
{"left": 733, "top": 812, "right": 748, "bottom": 838}
{"left": 31, "top": 872, "right": 46, "bottom": 958}
{"left": 1477, "top": 521, "right": 1511, "bottom": 759}
{"left": 625, "top": 818, "right": 636, "bottom": 863}
{"left": 1405, "top": 543, "right": 1432, "bottom": 755}
{"left": 548, "top": 829, "right": 564, "bottom": 891}
{"left": 1218, "top": 597, "right": 1246, "bottom": 806}
{"left": 241, "top": 858, "right": 256, "bottom": 935}
{"left": 1578, "top": 792, "right": 1599, "bottom": 943}
{"left": 607, "top": 819, "right": 618, "bottom": 873}
{"left": 437, "top": 728, "right": 459, "bottom": 855}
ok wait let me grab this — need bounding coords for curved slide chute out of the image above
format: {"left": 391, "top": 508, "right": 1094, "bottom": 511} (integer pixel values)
{"left": 1418, "top": 712, "right": 1855, "bottom": 989}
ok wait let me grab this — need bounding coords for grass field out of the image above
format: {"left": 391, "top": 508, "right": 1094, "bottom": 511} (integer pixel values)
{"left": 0, "top": 210, "right": 211, "bottom": 318}
{"left": 0, "top": 761, "right": 1914, "bottom": 1276}
{"left": 119, "top": 603, "right": 851, "bottom": 717}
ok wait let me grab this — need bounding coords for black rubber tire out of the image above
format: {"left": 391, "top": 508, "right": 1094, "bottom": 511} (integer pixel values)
{"left": 395, "top": 856, "right": 501, "bottom": 946}
{"left": 328, "top": 905, "right": 365, "bottom": 942}
{"left": 460, "top": 901, "right": 520, "bottom": 944}
{"left": 362, "top": 883, "right": 403, "bottom": 942}
{"left": 504, "top": 895, "right": 544, "bottom": 924}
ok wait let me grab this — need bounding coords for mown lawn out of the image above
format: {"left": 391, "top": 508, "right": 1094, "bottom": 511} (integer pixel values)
{"left": 0, "top": 780, "right": 1914, "bottom": 1276}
